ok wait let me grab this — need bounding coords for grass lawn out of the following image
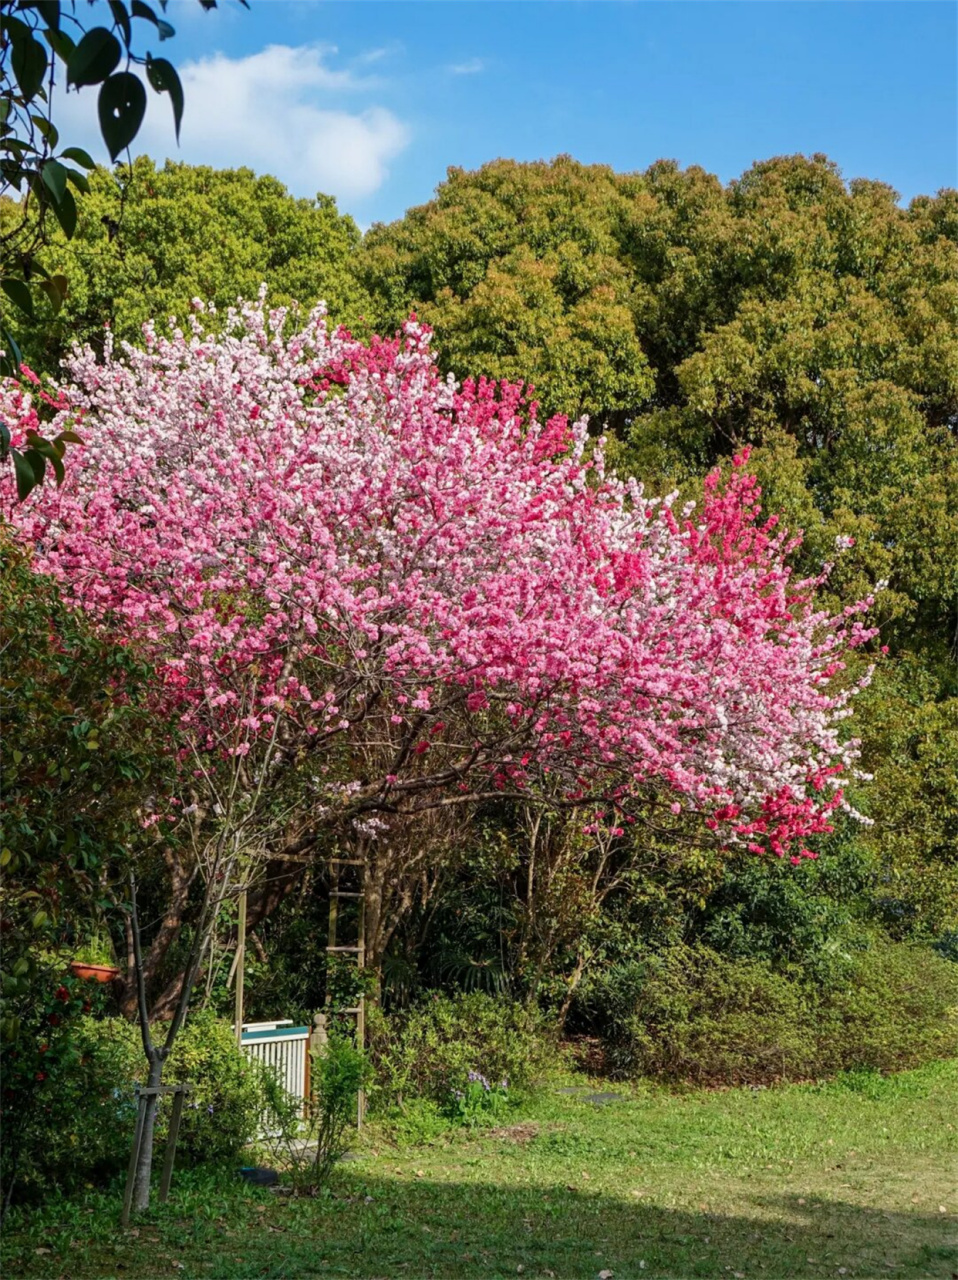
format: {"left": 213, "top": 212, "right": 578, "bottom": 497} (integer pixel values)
{"left": 3, "top": 1060, "right": 956, "bottom": 1279}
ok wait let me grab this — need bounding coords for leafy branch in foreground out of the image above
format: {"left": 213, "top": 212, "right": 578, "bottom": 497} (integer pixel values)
{"left": 1, "top": 0, "right": 243, "bottom": 494}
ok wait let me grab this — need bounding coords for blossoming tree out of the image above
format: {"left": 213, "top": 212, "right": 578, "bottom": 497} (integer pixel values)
{"left": 2, "top": 296, "right": 874, "bottom": 1202}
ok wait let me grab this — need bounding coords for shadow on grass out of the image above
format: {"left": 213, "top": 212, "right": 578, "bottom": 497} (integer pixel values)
{"left": 202, "top": 1174, "right": 954, "bottom": 1280}
{"left": 3, "top": 1171, "right": 953, "bottom": 1279}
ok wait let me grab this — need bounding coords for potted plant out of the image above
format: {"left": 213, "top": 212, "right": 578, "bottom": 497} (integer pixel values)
{"left": 69, "top": 936, "right": 120, "bottom": 983}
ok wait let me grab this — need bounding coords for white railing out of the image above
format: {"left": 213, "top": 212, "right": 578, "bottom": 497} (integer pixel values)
{"left": 240, "top": 1021, "right": 309, "bottom": 1108}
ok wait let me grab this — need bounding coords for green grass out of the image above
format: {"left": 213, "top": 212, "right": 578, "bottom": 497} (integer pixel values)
{"left": 4, "top": 1060, "right": 956, "bottom": 1279}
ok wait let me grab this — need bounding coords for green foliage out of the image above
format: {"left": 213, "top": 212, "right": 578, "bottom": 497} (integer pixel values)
{"left": 164, "top": 1010, "right": 265, "bottom": 1164}
{"left": 849, "top": 659, "right": 958, "bottom": 936}
{"left": 261, "top": 1031, "right": 370, "bottom": 1194}
{"left": 819, "top": 942, "right": 958, "bottom": 1075}
{"left": 367, "top": 992, "right": 555, "bottom": 1111}
{"left": 2, "top": 1011, "right": 267, "bottom": 1203}
{"left": 445, "top": 1073, "right": 512, "bottom": 1128}
{"left": 0, "top": 534, "right": 172, "bottom": 1045}
{"left": 325, "top": 952, "right": 377, "bottom": 1014}
{"left": 7, "top": 158, "right": 367, "bottom": 377}
{"left": 581, "top": 941, "right": 958, "bottom": 1086}
{"left": 689, "top": 844, "right": 875, "bottom": 986}
{"left": 583, "top": 947, "right": 815, "bottom": 1085}
{"left": 0, "top": 970, "right": 113, "bottom": 1204}
{"left": 360, "top": 157, "right": 655, "bottom": 432}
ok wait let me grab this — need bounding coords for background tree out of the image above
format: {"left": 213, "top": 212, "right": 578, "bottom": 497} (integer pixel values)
{"left": 359, "top": 157, "right": 655, "bottom": 432}
{"left": 4, "top": 158, "right": 368, "bottom": 375}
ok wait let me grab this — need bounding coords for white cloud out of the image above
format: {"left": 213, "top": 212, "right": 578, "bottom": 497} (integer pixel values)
{"left": 448, "top": 57, "right": 485, "bottom": 76}
{"left": 55, "top": 44, "right": 409, "bottom": 202}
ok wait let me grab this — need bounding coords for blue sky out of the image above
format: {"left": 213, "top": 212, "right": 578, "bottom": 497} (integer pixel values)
{"left": 64, "top": 1, "right": 958, "bottom": 227}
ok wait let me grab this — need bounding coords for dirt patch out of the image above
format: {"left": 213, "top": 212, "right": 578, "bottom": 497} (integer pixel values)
{"left": 487, "top": 1123, "right": 541, "bottom": 1145}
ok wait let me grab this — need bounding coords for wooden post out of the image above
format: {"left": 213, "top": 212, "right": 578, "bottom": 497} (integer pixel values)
{"left": 327, "top": 862, "right": 339, "bottom": 953}
{"left": 234, "top": 887, "right": 247, "bottom": 1048}
{"left": 121, "top": 1090, "right": 148, "bottom": 1228}
{"left": 158, "top": 1086, "right": 188, "bottom": 1202}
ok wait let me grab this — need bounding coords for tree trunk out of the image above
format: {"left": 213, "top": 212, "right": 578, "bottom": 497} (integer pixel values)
{"left": 117, "top": 850, "right": 193, "bottom": 1019}
{"left": 120, "top": 855, "right": 306, "bottom": 1021}
{"left": 132, "top": 1052, "right": 165, "bottom": 1212}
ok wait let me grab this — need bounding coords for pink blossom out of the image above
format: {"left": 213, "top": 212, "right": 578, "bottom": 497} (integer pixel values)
{"left": 2, "top": 297, "right": 875, "bottom": 857}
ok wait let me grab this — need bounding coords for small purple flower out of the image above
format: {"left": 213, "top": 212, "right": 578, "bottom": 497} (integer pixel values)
{"left": 207, "top": 1104, "right": 215, "bottom": 1115}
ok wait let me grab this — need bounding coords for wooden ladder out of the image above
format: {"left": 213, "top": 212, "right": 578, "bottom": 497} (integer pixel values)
{"left": 326, "top": 854, "right": 366, "bottom": 1127}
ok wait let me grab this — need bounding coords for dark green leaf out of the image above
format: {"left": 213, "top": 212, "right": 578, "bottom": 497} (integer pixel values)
{"left": 145, "top": 56, "right": 182, "bottom": 139}
{"left": 108, "top": 0, "right": 132, "bottom": 47}
{"left": 60, "top": 145, "right": 95, "bottom": 169}
{"left": 0, "top": 165, "right": 23, "bottom": 196}
{"left": 26, "top": 430, "right": 67, "bottom": 464}
{"left": 44, "top": 26, "right": 76, "bottom": 63}
{"left": 50, "top": 183, "right": 77, "bottom": 237}
{"left": 38, "top": 274, "right": 68, "bottom": 314}
{"left": 131, "top": 0, "right": 158, "bottom": 23}
{"left": 1, "top": 277, "right": 35, "bottom": 319}
{"left": 67, "top": 27, "right": 122, "bottom": 88}
{"left": 31, "top": 113, "right": 59, "bottom": 148}
{"left": 36, "top": 440, "right": 66, "bottom": 481}
{"left": 0, "top": 326, "right": 23, "bottom": 377}
{"left": 10, "top": 24, "right": 49, "bottom": 100}
{"left": 99, "top": 71, "right": 147, "bottom": 160}
{"left": 157, "top": 17, "right": 175, "bottom": 39}
{"left": 20, "top": 1, "right": 61, "bottom": 31}
{"left": 0, "top": 421, "right": 10, "bottom": 458}
{"left": 41, "top": 157, "right": 68, "bottom": 203}
{"left": 11, "top": 449, "right": 38, "bottom": 501}
{"left": 55, "top": 429, "right": 83, "bottom": 445}
{"left": 64, "top": 165, "right": 90, "bottom": 193}
{"left": 23, "top": 447, "right": 46, "bottom": 486}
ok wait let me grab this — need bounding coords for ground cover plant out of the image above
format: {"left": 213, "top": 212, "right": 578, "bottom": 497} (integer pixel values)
{"left": 1, "top": 1059, "right": 955, "bottom": 1279}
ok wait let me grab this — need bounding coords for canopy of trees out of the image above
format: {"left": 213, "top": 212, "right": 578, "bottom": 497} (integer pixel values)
{"left": 2, "top": 158, "right": 366, "bottom": 373}
{"left": 2, "top": 150, "right": 955, "bottom": 1036}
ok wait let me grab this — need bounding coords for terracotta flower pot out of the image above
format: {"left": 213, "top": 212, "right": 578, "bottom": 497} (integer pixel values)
{"left": 69, "top": 961, "right": 120, "bottom": 983}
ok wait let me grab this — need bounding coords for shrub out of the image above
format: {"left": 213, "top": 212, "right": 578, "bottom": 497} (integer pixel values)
{"left": 164, "top": 1010, "right": 266, "bottom": 1164}
{"left": 368, "top": 991, "right": 555, "bottom": 1111}
{"left": 2, "top": 1012, "right": 140, "bottom": 1201}
{"left": 445, "top": 1072, "right": 512, "bottom": 1127}
{"left": 4, "top": 1011, "right": 268, "bottom": 1200}
{"left": 581, "top": 941, "right": 958, "bottom": 1087}
{"left": 261, "top": 1031, "right": 370, "bottom": 1194}
{"left": 583, "top": 947, "right": 815, "bottom": 1085}
{"left": 818, "top": 942, "right": 958, "bottom": 1074}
